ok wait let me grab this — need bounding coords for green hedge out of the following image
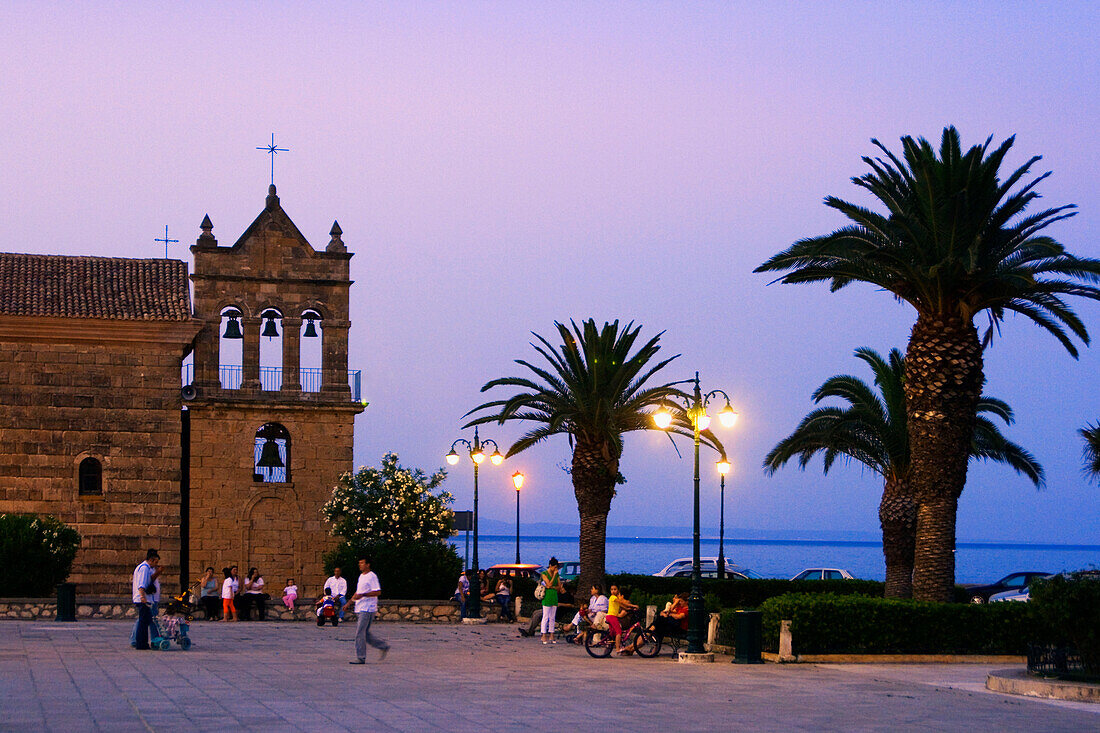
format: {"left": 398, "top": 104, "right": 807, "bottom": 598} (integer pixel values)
{"left": 0, "top": 513, "right": 81, "bottom": 597}
{"left": 1030, "top": 573, "right": 1100, "bottom": 674}
{"left": 605, "top": 573, "right": 887, "bottom": 610}
{"left": 322, "top": 539, "right": 461, "bottom": 600}
{"left": 753, "top": 593, "right": 1041, "bottom": 655}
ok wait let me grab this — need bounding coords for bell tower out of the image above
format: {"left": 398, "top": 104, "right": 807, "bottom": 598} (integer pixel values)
{"left": 185, "top": 185, "right": 364, "bottom": 592}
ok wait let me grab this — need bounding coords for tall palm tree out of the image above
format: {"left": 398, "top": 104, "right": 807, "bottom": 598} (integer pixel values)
{"left": 763, "top": 347, "right": 1043, "bottom": 598}
{"left": 755, "top": 127, "right": 1100, "bottom": 600}
{"left": 464, "top": 319, "right": 721, "bottom": 595}
{"left": 1081, "top": 423, "right": 1100, "bottom": 482}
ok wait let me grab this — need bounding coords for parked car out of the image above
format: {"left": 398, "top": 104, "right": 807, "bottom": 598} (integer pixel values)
{"left": 557, "top": 561, "right": 580, "bottom": 581}
{"left": 671, "top": 568, "right": 752, "bottom": 580}
{"left": 988, "top": 569, "right": 1100, "bottom": 603}
{"left": 485, "top": 563, "right": 542, "bottom": 581}
{"left": 964, "top": 572, "right": 1051, "bottom": 604}
{"left": 654, "top": 557, "right": 762, "bottom": 579}
{"left": 790, "top": 568, "right": 855, "bottom": 581}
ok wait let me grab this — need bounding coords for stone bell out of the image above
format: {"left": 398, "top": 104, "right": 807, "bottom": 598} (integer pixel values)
{"left": 303, "top": 318, "right": 319, "bottom": 338}
{"left": 222, "top": 314, "right": 243, "bottom": 339}
{"left": 261, "top": 314, "right": 280, "bottom": 338}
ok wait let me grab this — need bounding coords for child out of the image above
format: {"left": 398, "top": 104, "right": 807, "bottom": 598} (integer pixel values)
{"left": 283, "top": 579, "right": 298, "bottom": 610}
{"left": 314, "top": 586, "right": 339, "bottom": 626}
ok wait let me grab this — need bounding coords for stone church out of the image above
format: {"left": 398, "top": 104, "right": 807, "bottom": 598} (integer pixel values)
{"left": 0, "top": 185, "right": 364, "bottom": 595}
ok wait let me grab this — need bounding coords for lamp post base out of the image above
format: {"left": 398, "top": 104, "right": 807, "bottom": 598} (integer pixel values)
{"left": 461, "top": 617, "right": 488, "bottom": 625}
{"left": 677, "top": 651, "right": 715, "bottom": 664}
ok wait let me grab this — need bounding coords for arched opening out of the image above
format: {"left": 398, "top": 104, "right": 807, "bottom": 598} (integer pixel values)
{"left": 300, "top": 309, "right": 323, "bottom": 392}
{"left": 78, "top": 457, "right": 103, "bottom": 495}
{"left": 259, "top": 308, "right": 283, "bottom": 391}
{"left": 253, "top": 423, "right": 290, "bottom": 483}
{"left": 219, "top": 306, "right": 244, "bottom": 389}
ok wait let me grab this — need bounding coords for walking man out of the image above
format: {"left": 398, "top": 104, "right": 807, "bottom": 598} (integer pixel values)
{"left": 325, "top": 566, "right": 348, "bottom": 620}
{"left": 131, "top": 549, "right": 159, "bottom": 650}
{"left": 345, "top": 557, "right": 389, "bottom": 664}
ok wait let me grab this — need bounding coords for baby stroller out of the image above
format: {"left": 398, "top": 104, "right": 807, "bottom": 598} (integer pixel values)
{"left": 151, "top": 612, "right": 192, "bottom": 651}
{"left": 163, "top": 582, "right": 201, "bottom": 623}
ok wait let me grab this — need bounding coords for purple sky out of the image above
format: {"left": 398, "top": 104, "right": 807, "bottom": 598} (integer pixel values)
{"left": 2, "top": 3, "right": 1098, "bottom": 543}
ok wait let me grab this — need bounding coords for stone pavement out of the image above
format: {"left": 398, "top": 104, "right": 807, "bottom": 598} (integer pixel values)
{"left": 1, "top": 620, "right": 1097, "bottom": 732}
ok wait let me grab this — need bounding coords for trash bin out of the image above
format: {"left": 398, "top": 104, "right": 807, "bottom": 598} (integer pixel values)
{"left": 56, "top": 582, "right": 76, "bottom": 622}
{"left": 733, "top": 609, "right": 762, "bottom": 664}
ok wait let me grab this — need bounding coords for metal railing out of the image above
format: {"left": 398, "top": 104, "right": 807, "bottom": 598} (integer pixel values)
{"left": 181, "top": 364, "right": 362, "bottom": 402}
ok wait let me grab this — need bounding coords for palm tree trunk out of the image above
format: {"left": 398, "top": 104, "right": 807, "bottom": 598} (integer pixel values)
{"left": 572, "top": 440, "right": 616, "bottom": 597}
{"left": 879, "top": 475, "right": 915, "bottom": 598}
{"left": 905, "top": 314, "right": 983, "bottom": 602}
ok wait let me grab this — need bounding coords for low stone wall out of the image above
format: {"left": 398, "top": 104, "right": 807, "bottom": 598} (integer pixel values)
{"left": 0, "top": 597, "right": 500, "bottom": 623}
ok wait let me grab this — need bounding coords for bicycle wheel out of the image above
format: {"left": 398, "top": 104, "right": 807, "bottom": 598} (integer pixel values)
{"left": 633, "top": 629, "right": 662, "bottom": 658}
{"left": 584, "top": 629, "right": 613, "bottom": 658}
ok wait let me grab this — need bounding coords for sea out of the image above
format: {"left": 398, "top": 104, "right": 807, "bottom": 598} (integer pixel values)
{"left": 449, "top": 534, "right": 1100, "bottom": 584}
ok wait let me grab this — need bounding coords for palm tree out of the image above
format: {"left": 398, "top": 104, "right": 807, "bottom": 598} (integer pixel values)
{"left": 464, "top": 319, "right": 721, "bottom": 595}
{"left": 1081, "top": 423, "right": 1100, "bottom": 482}
{"left": 763, "top": 347, "right": 1043, "bottom": 598}
{"left": 755, "top": 127, "right": 1100, "bottom": 600}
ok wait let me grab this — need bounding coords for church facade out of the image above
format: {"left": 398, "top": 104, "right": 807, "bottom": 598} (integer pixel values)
{"left": 0, "top": 186, "right": 364, "bottom": 595}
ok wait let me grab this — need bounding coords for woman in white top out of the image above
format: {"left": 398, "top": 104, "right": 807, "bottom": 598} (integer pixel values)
{"left": 220, "top": 566, "right": 238, "bottom": 622}
{"left": 243, "top": 567, "right": 267, "bottom": 621}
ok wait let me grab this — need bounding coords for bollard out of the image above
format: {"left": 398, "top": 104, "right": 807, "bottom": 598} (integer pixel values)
{"left": 707, "top": 612, "right": 721, "bottom": 648}
{"left": 514, "top": 597, "right": 522, "bottom": 621}
{"left": 778, "top": 619, "right": 794, "bottom": 662}
{"left": 732, "top": 609, "right": 763, "bottom": 664}
{"left": 645, "top": 605, "right": 656, "bottom": 627}
{"left": 55, "top": 583, "right": 76, "bottom": 622}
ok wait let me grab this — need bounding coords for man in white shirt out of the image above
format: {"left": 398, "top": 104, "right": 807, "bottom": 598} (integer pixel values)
{"left": 325, "top": 567, "right": 348, "bottom": 620}
{"left": 345, "top": 558, "right": 389, "bottom": 664}
{"left": 130, "top": 549, "right": 159, "bottom": 650}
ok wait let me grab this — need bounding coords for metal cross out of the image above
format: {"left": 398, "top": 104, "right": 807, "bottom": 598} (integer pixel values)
{"left": 154, "top": 225, "right": 179, "bottom": 259}
{"left": 256, "top": 133, "right": 289, "bottom": 185}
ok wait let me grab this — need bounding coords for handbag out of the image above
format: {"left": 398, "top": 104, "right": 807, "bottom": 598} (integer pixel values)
{"left": 534, "top": 583, "right": 546, "bottom": 600}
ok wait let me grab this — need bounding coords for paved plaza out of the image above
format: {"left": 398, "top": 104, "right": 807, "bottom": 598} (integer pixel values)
{"left": 1, "top": 619, "right": 1098, "bottom": 731}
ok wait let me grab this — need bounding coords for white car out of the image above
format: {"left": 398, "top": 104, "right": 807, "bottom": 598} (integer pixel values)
{"left": 791, "top": 568, "right": 855, "bottom": 581}
{"left": 653, "top": 557, "right": 762, "bottom": 579}
{"left": 989, "top": 586, "right": 1033, "bottom": 602}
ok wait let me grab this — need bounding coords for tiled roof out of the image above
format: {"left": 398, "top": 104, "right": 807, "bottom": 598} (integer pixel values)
{"left": 0, "top": 253, "right": 192, "bottom": 321}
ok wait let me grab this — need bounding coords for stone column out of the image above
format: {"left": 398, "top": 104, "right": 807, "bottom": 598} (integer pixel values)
{"left": 320, "top": 319, "right": 351, "bottom": 396}
{"left": 242, "top": 316, "right": 261, "bottom": 390}
{"left": 193, "top": 320, "right": 220, "bottom": 389}
{"left": 281, "top": 317, "right": 302, "bottom": 393}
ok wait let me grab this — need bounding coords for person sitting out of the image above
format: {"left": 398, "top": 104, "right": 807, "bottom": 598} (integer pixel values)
{"left": 453, "top": 570, "right": 470, "bottom": 619}
{"left": 606, "top": 584, "right": 638, "bottom": 655}
{"left": 198, "top": 566, "right": 220, "bottom": 620}
{"left": 651, "top": 591, "right": 689, "bottom": 638}
{"left": 493, "top": 577, "right": 514, "bottom": 622}
{"left": 282, "top": 579, "right": 298, "bottom": 610}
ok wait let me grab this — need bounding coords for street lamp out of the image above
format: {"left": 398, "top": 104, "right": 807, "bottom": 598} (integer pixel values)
{"left": 446, "top": 426, "right": 503, "bottom": 619}
{"left": 512, "top": 471, "right": 525, "bottom": 563}
{"left": 716, "top": 458, "right": 731, "bottom": 580}
{"left": 653, "top": 371, "right": 738, "bottom": 658}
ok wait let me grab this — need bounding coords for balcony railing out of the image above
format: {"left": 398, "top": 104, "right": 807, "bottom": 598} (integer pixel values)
{"left": 182, "top": 364, "right": 362, "bottom": 402}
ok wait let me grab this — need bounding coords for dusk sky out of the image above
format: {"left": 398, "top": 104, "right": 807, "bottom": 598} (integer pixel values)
{"left": 2, "top": 2, "right": 1097, "bottom": 543}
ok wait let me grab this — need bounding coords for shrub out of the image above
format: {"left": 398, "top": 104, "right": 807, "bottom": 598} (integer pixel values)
{"left": 606, "top": 573, "right": 887, "bottom": 610}
{"left": 322, "top": 539, "right": 462, "bottom": 601}
{"left": 753, "top": 593, "right": 1040, "bottom": 655}
{"left": 0, "top": 513, "right": 81, "bottom": 597}
{"left": 1030, "top": 572, "right": 1100, "bottom": 673}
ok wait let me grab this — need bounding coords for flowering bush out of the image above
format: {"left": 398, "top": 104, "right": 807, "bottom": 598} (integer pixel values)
{"left": 322, "top": 452, "right": 454, "bottom": 545}
{"left": 0, "top": 513, "right": 82, "bottom": 597}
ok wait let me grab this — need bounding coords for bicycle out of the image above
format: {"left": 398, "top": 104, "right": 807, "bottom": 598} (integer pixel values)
{"left": 584, "top": 615, "right": 662, "bottom": 659}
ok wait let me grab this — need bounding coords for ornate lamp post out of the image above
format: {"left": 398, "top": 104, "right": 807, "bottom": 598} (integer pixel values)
{"left": 512, "top": 471, "right": 525, "bottom": 563}
{"left": 653, "top": 372, "right": 737, "bottom": 658}
{"left": 446, "top": 426, "right": 503, "bottom": 620}
{"left": 716, "top": 458, "right": 731, "bottom": 580}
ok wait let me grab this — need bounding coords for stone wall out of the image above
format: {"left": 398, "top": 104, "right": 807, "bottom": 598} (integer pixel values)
{"left": 0, "top": 598, "right": 494, "bottom": 624}
{"left": 0, "top": 318, "right": 198, "bottom": 595}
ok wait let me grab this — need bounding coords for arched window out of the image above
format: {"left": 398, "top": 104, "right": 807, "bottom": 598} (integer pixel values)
{"left": 259, "top": 308, "right": 284, "bottom": 391}
{"left": 78, "top": 457, "right": 102, "bottom": 495}
{"left": 300, "top": 309, "right": 323, "bottom": 392}
{"left": 253, "top": 423, "right": 290, "bottom": 483}
{"left": 219, "top": 306, "right": 244, "bottom": 389}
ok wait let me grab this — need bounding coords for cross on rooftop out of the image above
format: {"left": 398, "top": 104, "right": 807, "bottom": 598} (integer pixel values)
{"left": 154, "top": 225, "right": 179, "bottom": 259}
{"left": 257, "top": 133, "right": 289, "bottom": 185}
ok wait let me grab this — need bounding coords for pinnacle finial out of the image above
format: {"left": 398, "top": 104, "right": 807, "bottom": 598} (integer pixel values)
{"left": 266, "top": 184, "right": 280, "bottom": 210}
{"left": 327, "top": 220, "right": 346, "bottom": 253}
{"left": 197, "top": 213, "right": 216, "bottom": 245}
